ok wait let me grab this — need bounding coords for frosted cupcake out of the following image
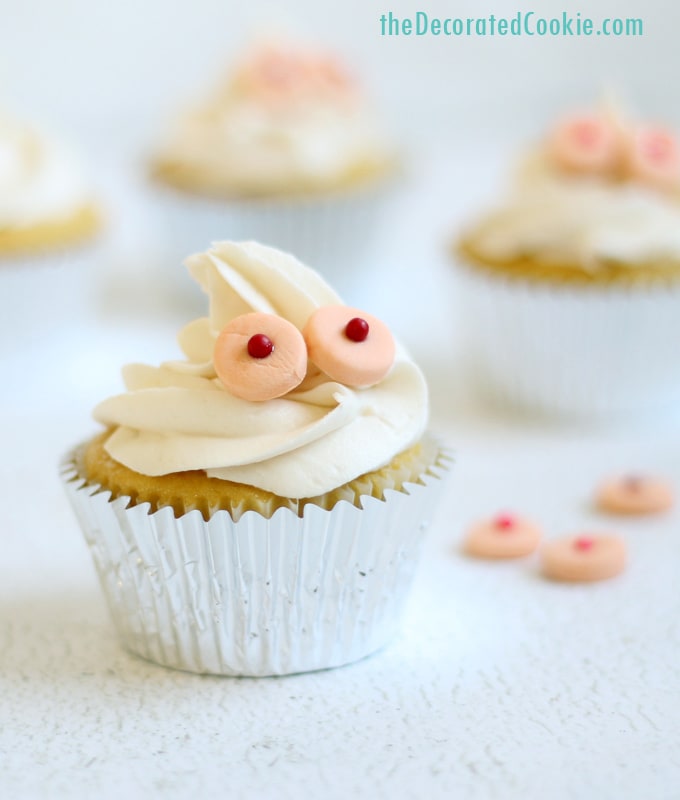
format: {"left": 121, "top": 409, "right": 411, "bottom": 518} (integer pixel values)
{"left": 62, "top": 241, "right": 446, "bottom": 676}
{"left": 456, "top": 106, "right": 680, "bottom": 418}
{"left": 150, "top": 39, "right": 397, "bottom": 284}
{"left": 0, "top": 113, "right": 101, "bottom": 345}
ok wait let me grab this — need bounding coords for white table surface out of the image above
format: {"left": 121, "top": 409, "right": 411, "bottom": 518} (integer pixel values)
{"left": 2, "top": 149, "right": 680, "bottom": 800}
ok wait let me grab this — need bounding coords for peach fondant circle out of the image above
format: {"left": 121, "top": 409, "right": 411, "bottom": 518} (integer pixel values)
{"left": 541, "top": 534, "right": 626, "bottom": 583}
{"left": 549, "top": 115, "right": 620, "bottom": 175}
{"left": 596, "top": 475, "right": 674, "bottom": 515}
{"left": 214, "top": 312, "right": 307, "bottom": 401}
{"left": 463, "top": 515, "right": 542, "bottom": 559}
{"left": 303, "top": 305, "right": 395, "bottom": 387}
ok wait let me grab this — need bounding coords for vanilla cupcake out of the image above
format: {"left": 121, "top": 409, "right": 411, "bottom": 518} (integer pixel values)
{"left": 150, "top": 39, "right": 397, "bottom": 286}
{"left": 62, "top": 241, "right": 446, "bottom": 676}
{"left": 456, "top": 105, "right": 680, "bottom": 418}
{"left": 0, "top": 113, "right": 101, "bottom": 346}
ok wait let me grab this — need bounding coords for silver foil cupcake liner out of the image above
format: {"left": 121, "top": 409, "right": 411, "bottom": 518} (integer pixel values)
{"left": 458, "top": 265, "right": 680, "bottom": 420}
{"left": 61, "top": 452, "right": 447, "bottom": 677}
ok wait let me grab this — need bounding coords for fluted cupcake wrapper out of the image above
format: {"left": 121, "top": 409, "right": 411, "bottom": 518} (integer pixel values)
{"left": 61, "top": 453, "right": 447, "bottom": 677}
{"left": 458, "top": 265, "right": 680, "bottom": 420}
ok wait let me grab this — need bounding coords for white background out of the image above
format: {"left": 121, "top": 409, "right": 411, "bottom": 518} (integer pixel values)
{"left": 1, "top": 0, "right": 677, "bottom": 152}
{"left": 2, "top": 2, "right": 680, "bottom": 799}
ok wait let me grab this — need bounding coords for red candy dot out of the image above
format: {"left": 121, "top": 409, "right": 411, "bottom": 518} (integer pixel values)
{"left": 624, "top": 476, "right": 643, "bottom": 492}
{"left": 574, "top": 537, "right": 595, "bottom": 552}
{"left": 493, "top": 514, "right": 515, "bottom": 532}
{"left": 247, "top": 333, "right": 274, "bottom": 359}
{"left": 345, "top": 317, "right": 370, "bottom": 343}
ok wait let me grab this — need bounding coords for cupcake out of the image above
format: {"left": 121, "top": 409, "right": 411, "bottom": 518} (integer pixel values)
{"left": 150, "top": 39, "right": 397, "bottom": 288}
{"left": 0, "top": 112, "right": 101, "bottom": 346}
{"left": 455, "top": 105, "right": 680, "bottom": 419}
{"left": 62, "top": 241, "right": 446, "bottom": 676}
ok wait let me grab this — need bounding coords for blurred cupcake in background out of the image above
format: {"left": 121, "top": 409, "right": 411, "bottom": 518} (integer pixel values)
{"left": 0, "top": 112, "right": 102, "bottom": 347}
{"left": 454, "top": 103, "right": 680, "bottom": 420}
{"left": 150, "top": 37, "right": 398, "bottom": 291}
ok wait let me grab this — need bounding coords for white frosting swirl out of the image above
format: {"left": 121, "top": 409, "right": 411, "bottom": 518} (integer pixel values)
{"left": 155, "top": 44, "right": 393, "bottom": 195}
{"left": 0, "top": 115, "right": 91, "bottom": 227}
{"left": 159, "top": 105, "right": 390, "bottom": 195}
{"left": 93, "top": 241, "right": 427, "bottom": 498}
{"left": 464, "top": 152, "right": 680, "bottom": 268}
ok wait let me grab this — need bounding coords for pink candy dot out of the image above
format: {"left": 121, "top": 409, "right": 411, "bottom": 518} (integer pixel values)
{"left": 624, "top": 475, "right": 643, "bottom": 492}
{"left": 493, "top": 514, "right": 515, "bottom": 532}
{"left": 574, "top": 537, "right": 595, "bottom": 552}
{"left": 645, "top": 134, "right": 672, "bottom": 162}
{"left": 573, "top": 121, "right": 599, "bottom": 147}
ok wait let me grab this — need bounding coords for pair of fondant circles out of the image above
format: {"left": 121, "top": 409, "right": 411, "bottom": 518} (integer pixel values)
{"left": 551, "top": 115, "right": 680, "bottom": 189}
{"left": 213, "top": 307, "right": 395, "bottom": 401}
{"left": 463, "top": 514, "right": 627, "bottom": 582}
